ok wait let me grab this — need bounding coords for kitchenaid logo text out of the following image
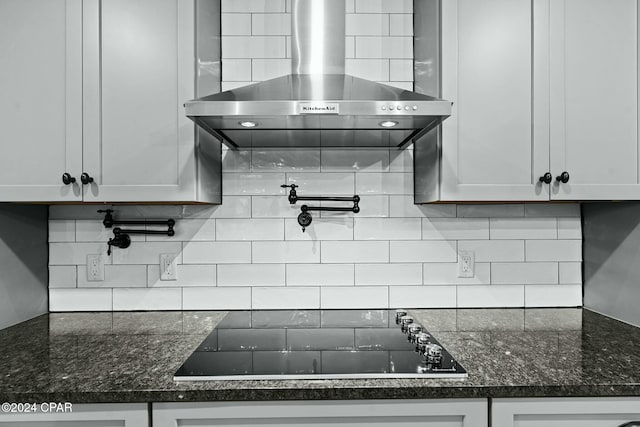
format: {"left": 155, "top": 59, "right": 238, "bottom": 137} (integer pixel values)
{"left": 298, "top": 103, "right": 339, "bottom": 114}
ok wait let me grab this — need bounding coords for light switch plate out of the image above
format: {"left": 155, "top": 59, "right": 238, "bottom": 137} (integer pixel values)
{"left": 160, "top": 253, "right": 177, "bottom": 281}
{"left": 87, "top": 254, "right": 104, "bottom": 281}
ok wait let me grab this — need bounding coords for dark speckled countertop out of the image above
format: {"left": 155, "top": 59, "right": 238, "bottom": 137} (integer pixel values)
{"left": 1, "top": 308, "right": 639, "bottom": 403}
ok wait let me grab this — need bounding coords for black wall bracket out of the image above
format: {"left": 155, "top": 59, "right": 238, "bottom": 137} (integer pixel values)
{"left": 97, "top": 209, "right": 176, "bottom": 255}
{"left": 280, "top": 184, "right": 360, "bottom": 232}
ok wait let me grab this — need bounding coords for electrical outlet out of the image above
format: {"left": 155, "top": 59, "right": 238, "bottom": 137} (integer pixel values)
{"left": 457, "top": 250, "right": 475, "bottom": 278}
{"left": 160, "top": 253, "right": 177, "bottom": 281}
{"left": 87, "top": 254, "right": 104, "bottom": 281}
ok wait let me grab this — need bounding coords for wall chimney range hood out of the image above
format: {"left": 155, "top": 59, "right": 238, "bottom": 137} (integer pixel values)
{"left": 185, "top": 0, "right": 451, "bottom": 149}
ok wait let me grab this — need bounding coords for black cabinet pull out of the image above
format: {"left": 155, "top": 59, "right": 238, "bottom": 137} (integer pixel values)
{"left": 61, "top": 173, "right": 76, "bottom": 185}
{"left": 618, "top": 422, "right": 640, "bottom": 427}
{"left": 538, "top": 172, "right": 552, "bottom": 184}
{"left": 555, "top": 171, "right": 570, "bottom": 183}
{"left": 80, "top": 172, "right": 94, "bottom": 185}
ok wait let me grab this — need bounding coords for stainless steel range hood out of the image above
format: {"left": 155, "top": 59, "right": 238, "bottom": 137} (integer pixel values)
{"left": 185, "top": 0, "right": 451, "bottom": 149}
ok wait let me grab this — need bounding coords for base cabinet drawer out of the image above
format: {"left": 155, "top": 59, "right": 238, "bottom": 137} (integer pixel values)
{"left": 492, "top": 397, "right": 640, "bottom": 427}
{"left": 0, "top": 403, "right": 147, "bottom": 426}
{"left": 153, "top": 399, "right": 488, "bottom": 427}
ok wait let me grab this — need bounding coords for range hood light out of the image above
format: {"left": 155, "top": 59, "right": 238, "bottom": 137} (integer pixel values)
{"left": 239, "top": 121, "right": 257, "bottom": 128}
{"left": 379, "top": 121, "right": 399, "bottom": 128}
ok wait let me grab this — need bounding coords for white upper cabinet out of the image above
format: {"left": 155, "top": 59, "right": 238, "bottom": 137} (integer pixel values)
{"left": 427, "top": 0, "right": 640, "bottom": 202}
{"left": 549, "top": 0, "right": 639, "bottom": 200}
{"left": 0, "top": 0, "right": 221, "bottom": 203}
{"left": 0, "top": 0, "right": 83, "bottom": 202}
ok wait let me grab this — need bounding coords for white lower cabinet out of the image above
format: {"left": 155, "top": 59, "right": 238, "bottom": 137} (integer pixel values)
{"left": 153, "top": 399, "right": 488, "bottom": 427}
{"left": 492, "top": 397, "right": 640, "bottom": 427}
{"left": 0, "top": 403, "right": 147, "bottom": 426}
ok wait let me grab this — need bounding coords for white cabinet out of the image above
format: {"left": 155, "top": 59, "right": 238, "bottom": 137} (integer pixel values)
{"left": 492, "top": 397, "right": 640, "bottom": 427}
{"left": 0, "top": 0, "right": 220, "bottom": 203}
{"left": 153, "top": 399, "right": 488, "bottom": 427}
{"left": 0, "top": 403, "right": 147, "bottom": 426}
{"left": 0, "top": 0, "right": 82, "bottom": 202}
{"left": 423, "top": 0, "right": 640, "bottom": 202}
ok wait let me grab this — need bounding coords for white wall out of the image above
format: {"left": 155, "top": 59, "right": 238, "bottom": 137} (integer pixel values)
{"left": 47, "top": 0, "right": 583, "bottom": 311}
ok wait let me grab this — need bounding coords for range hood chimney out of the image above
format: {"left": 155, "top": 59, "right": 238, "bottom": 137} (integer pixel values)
{"left": 185, "top": 0, "right": 451, "bottom": 149}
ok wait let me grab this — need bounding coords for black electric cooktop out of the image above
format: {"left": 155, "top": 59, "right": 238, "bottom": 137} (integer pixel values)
{"left": 174, "top": 309, "right": 467, "bottom": 381}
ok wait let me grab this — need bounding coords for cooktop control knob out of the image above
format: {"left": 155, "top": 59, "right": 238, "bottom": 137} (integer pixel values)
{"left": 395, "top": 309, "right": 408, "bottom": 324}
{"left": 400, "top": 316, "right": 414, "bottom": 332}
{"left": 407, "top": 324, "right": 423, "bottom": 342}
{"left": 423, "top": 343, "right": 443, "bottom": 364}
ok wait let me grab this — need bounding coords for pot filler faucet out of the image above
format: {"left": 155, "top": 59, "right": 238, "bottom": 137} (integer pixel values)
{"left": 281, "top": 184, "right": 360, "bottom": 232}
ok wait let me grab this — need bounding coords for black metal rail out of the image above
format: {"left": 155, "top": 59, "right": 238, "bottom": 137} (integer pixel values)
{"left": 281, "top": 185, "right": 360, "bottom": 232}
{"left": 98, "top": 209, "right": 176, "bottom": 254}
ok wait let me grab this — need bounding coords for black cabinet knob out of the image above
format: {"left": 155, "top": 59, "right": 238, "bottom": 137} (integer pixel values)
{"left": 555, "top": 171, "right": 570, "bottom": 184}
{"left": 80, "top": 172, "right": 94, "bottom": 185}
{"left": 538, "top": 172, "right": 553, "bottom": 184}
{"left": 61, "top": 173, "right": 76, "bottom": 185}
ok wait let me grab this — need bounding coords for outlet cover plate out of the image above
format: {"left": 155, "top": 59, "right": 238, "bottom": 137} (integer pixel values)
{"left": 457, "top": 250, "right": 475, "bottom": 278}
{"left": 87, "top": 254, "right": 105, "bottom": 281}
{"left": 160, "top": 253, "right": 177, "bottom": 281}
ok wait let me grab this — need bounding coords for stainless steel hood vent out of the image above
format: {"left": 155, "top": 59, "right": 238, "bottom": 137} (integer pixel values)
{"left": 185, "top": 0, "right": 451, "bottom": 149}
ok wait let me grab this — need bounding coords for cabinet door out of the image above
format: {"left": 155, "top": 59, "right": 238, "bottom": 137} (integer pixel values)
{"left": 440, "top": 0, "right": 550, "bottom": 201}
{"left": 493, "top": 397, "right": 640, "bottom": 426}
{"left": 153, "top": 400, "right": 488, "bottom": 427}
{"left": 82, "top": 0, "right": 200, "bottom": 202}
{"left": 0, "top": 403, "right": 148, "bottom": 425}
{"left": 0, "top": 0, "right": 82, "bottom": 202}
{"left": 549, "top": 0, "right": 640, "bottom": 200}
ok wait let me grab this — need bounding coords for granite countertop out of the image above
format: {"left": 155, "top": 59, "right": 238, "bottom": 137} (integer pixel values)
{"left": 1, "top": 308, "right": 639, "bottom": 403}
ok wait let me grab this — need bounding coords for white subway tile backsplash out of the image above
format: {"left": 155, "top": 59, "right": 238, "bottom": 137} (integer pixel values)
{"left": 222, "top": 0, "right": 285, "bottom": 14}
{"left": 525, "top": 284, "right": 582, "bottom": 307}
{"left": 321, "top": 286, "right": 388, "bottom": 308}
{"left": 526, "top": 240, "right": 582, "bottom": 262}
{"left": 253, "top": 287, "right": 320, "bottom": 309}
{"left": 183, "top": 197, "right": 252, "bottom": 219}
{"left": 458, "top": 240, "right": 525, "bottom": 262}
{"left": 321, "top": 149, "right": 390, "bottom": 172}
{"left": 222, "top": 36, "right": 286, "bottom": 58}
{"left": 288, "top": 173, "right": 355, "bottom": 195}
{"left": 218, "top": 264, "right": 285, "bottom": 286}
{"left": 221, "top": 149, "right": 251, "bottom": 172}
{"left": 286, "top": 264, "right": 355, "bottom": 286}
{"left": 423, "top": 262, "right": 491, "bottom": 285}
{"left": 525, "top": 203, "right": 580, "bottom": 217}
{"left": 356, "top": 172, "right": 412, "bottom": 195}
{"left": 490, "top": 218, "right": 558, "bottom": 240}
{"left": 355, "top": 263, "right": 422, "bottom": 285}
{"left": 491, "top": 262, "right": 558, "bottom": 285}
{"left": 345, "top": 36, "right": 355, "bottom": 58}
{"left": 322, "top": 241, "right": 389, "bottom": 263}
{"left": 147, "top": 219, "right": 216, "bottom": 242}
{"left": 389, "top": 149, "right": 412, "bottom": 172}
{"left": 223, "top": 173, "right": 286, "bottom": 195}
{"left": 49, "top": 243, "right": 108, "bottom": 265}
{"left": 458, "top": 285, "right": 525, "bottom": 308}
{"left": 389, "top": 15, "right": 413, "bottom": 36}
{"left": 78, "top": 265, "right": 147, "bottom": 288}
{"left": 390, "top": 241, "right": 457, "bottom": 263}
{"left": 216, "top": 219, "right": 283, "bottom": 241}
{"left": 222, "top": 59, "right": 252, "bottom": 81}
{"left": 148, "top": 264, "right": 216, "bottom": 287}
{"left": 252, "top": 13, "right": 291, "bottom": 35}
{"left": 356, "top": 37, "right": 413, "bottom": 59}
{"left": 389, "top": 59, "right": 413, "bottom": 82}
{"left": 252, "top": 196, "right": 300, "bottom": 218}
{"left": 457, "top": 204, "right": 525, "bottom": 218}
{"left": 355, "top": 0, "right": 412, "bottom": 13}
{"left": 49, "top": 289, "right": 113, "bottom": 311}
{"left": 183, "top": 287, "right": 251, "bottom": 310}
{"left": 252, "top": 149, "right": 320, "bottom": 171}
{"left": 221, "top": 14, "right": 251, "bottom": 35}
{"left": 285, "top": 218, "right": 354, "bottom": 240}
{"left": 389, "top": 196, "right": 456, "bottom": 218}
{"left": 559, "top": 262, "right": 581, "bottom": 284}
{"left": 111, "top": 242, "right": 182, "bottom": 265}
{"left": 558, "top": 217, "right": 582, "bottom": 239}
{"left": 354, "top": 218, "right": 421, "bottom": 240}
{"left": 253, "top": 241, "right": 320, "bottom": 263}
{"left": 113, "top": 288, "right": 182, "bottom": 311}
{"left": 183, "top": 241, "right": 251, "bottom": 264}
{"left": 323, "top": 195, "right": 388, "bottom": 218}
{"left": 49, "top": 266, "right": 77, "bottom": 288}
{"left": 49, "top": 220, "right": 75, "bottom": 242}
{"left": 389, "top": 286, "right": 457, "bottom": 308}
{"left": 423, "top": 218, "right": 489, "bottom": 240}
{"left": 251, "top": 59, "right": 292, "bottom": 81}
{"left": 75, "top": 220, "right": 142, "bottom": 243}
{"left": 346, "top": 14, "right": 390, "bottom": 36}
